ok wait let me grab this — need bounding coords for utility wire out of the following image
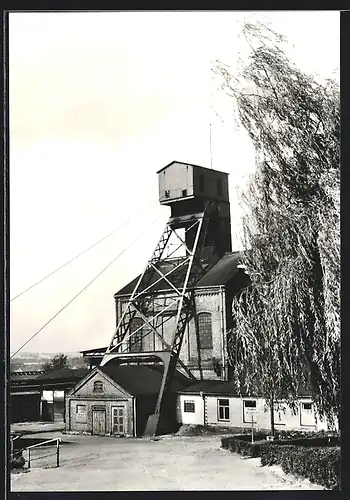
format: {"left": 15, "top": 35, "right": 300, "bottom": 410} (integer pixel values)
{"left": 10, "top": 201, "right": 158, "bottom": 302}
{"left": 10, "top": 213, "right": 163, "bottom": 358}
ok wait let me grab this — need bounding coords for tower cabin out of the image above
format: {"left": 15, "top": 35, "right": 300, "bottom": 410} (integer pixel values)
{"left": 158, "top": 161, "right": 232, "bottom": 260}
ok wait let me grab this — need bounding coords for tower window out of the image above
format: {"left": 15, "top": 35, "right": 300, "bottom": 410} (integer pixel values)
{"left": 165, "top": 190, "right": 170, "bottom": 198}
{"left": 199, "top": 174, "right": 205, "bottom": 192}
{"left": 182, "top": 189, "right": 187, "bottom": 197}
{"left": 129, "top": 318, "right": 143, "bottom": 352}
{"left": 217, "top": 178, "right": 223, "bottom": 196}
{"left": 198, "top": 312, "right": 213, "bottom": 349}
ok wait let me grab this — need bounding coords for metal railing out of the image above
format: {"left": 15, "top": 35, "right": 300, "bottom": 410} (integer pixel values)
{"left": 25, "top": 438, "right": 61, "bottom": 469}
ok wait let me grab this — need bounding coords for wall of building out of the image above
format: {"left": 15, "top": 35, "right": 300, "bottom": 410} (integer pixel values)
{"left": 10, "top": 393, "right": 41, "bottom": 423}
{"left": 177, "top": 394, "right": 328, "bottom": 432}
{"left": 67, "top": 397, "right": 134, "bottom": 436}
{"left": 158, "top": 162, "right": 194, "bottom": 203}
{"left": 116, "top": 287, "right": 226, "bottom": 380}
{"left": 176, "top": 394, "right": 205, "bottom": 426}
{"left": 66, "top": 370, "right": 135, "bottom": 436}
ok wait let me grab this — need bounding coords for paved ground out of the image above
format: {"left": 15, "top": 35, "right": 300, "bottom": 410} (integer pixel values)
{"left": 11, "top": 432, "right": 324, "bottom": 491}
{"left": 11, "top": 422, "right": 65, "bottom": 434}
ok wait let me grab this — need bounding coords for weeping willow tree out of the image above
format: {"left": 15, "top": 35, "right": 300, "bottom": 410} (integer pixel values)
{"left": 213, "top": 21, "right": 340, "bottom": 432}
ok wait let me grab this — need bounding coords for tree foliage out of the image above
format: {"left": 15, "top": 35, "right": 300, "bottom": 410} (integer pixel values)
{"left": 42, "top": 353, "right": 69, "bottom": 372}
{"left": 212, "top": 21, "right": 340, "bottom": 425}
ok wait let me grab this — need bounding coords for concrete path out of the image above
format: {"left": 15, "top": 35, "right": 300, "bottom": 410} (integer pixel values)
{"left": 11, "top": 433, "right": 324, "bottom": 491}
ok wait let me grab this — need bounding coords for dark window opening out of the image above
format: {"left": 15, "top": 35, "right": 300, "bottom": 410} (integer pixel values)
{"left": 198, "top": 312, "right": 213, "bottom": 349}
{"left": 199, "top": 174, "right": 205, "bottom": 192}
{"left": 217, "top": 178, "right": 223, "bottom": 196}
{"left": 93, "top": 381, "right": 104, "bottom": 393}
{"left": 182, "top": 189, "right": 187, "bottom": 197}
{"left": 244, "top": 400, "right": 257, "bottom": 408}
{"left": 165, "top": 190, "right": 170, "bottom": 198}
{"left": 184, "top": 401, "right": 195, "bottom": 413}
{"left": 218, "top": 399, "right": 230, "bottom": 421}
{"left": 302, "top": 402, "right": 312, "bottom": 411}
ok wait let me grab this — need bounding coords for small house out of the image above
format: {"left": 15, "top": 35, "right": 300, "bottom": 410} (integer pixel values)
{"left": 65, "top": 364, "right": 190, "bottom": 436}
{"left": 177, "top": 380, "right": 328, "bottom": 432}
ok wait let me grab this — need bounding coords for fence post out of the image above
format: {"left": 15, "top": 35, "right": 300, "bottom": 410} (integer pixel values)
{"left": 28, "top": 448, "right": 31, "bottom": 469}
{"left": 56, "top": 439, "right": 60, "bottom": 468}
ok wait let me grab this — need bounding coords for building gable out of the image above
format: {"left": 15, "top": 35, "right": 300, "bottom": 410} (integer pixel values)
{"left": 68, "top": 368, "right": 131, "bottom": 399}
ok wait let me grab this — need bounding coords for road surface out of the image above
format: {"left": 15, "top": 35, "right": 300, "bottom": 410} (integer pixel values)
{"left": 11, "top": 432, "right": 324, "bottom": 491}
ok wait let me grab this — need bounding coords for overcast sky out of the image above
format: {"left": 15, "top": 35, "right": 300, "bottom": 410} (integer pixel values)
{"left": 9, "top": 11, "right": 339, "bottom": 354}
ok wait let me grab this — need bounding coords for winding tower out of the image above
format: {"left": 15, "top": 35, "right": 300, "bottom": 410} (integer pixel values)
{"left": 100, "top": 161, "right": 232, "bottom": 436}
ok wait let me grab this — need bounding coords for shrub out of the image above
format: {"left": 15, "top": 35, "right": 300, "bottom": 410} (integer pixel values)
{"left": 261, "top": 445, "right": 340, "bottom": 490}
{"left": 275, "top": 429, "right": 340, "bottom": 441}
{"left": 221, "top": 435, "right": 270, "bottom": 458}
{"left": 11, "top": 451, "right": 25, "bottom": 470}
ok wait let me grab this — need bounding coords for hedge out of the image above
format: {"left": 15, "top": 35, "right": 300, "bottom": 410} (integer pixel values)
{"left": 261, "top": 445, "right": 340, "bottom": 490}
{"left": 221, "top": 435, "right": 271, "bottom": 458}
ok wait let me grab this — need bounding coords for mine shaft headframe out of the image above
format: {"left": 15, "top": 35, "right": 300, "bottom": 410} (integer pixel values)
{"left": 102, "top": 203, "right": 212, "bottom": 362}
{"left": 101, "top": 202, "right": 217, "bottom": 436}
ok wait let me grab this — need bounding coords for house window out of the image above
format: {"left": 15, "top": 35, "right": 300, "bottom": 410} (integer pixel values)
{"left": 165, "top": 190, "right": 170, "bottom": 198}
{"left": 184, "top": 400, "right": 195, "bottom": 413}
{"left": 182, "top": 189, "right": 187, "bottom": 197}
{"left": 218, "top": 399, "right": 230, "bottom": 421}
{"left": 199, "top": 174, "right": 205, "bottom": 192}
{"left": 243, "top": 400, "right": 257, "bottom": 423}
{"left": 302, "top": 402, "right": 312, "bottom": 411}
{"left": 129, "top": 318, "right": 143, "bottom": 352}
{"left": 93, "top": 381, "right": 104, "bottom": 393}
{"left": 217, "top": 178, "right": 223, "bottom": 196}
{"left": 76, "top": 404, "right": 87, "bottom": 422}
{"left": 198, "top": 313, "right": 213, "bottom": 349}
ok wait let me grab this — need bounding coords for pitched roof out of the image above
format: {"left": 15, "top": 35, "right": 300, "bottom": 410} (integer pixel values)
{"left": 178, "top": 380, "right": 246, "bottom": 396}
{"left": 115, "top": 251, "right": 244, "bottom": 297}
{"left": 98, "top": 364, "right": 190, "bottom": 396}
{"left": 179, "top": 380, "right": 313, "bottom": 398}
{"left": 35, "top": 368, "right": 89, "bottom": 383}
{"left": 195, "top": 252, "right": 242, "bottom": 287}
{"left": 156, "top": 160, "right": 229, "bottom": 176}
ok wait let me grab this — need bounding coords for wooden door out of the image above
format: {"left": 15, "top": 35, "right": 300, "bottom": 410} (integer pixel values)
{"left": 92, "top": 410, "right": 106, "bottom": 435}
{"left": 112, "top": 406, "right": 125, "bottom": 435}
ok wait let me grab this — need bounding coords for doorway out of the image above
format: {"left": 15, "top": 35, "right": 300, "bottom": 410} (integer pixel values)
{"left": 92, "top": 409, "right": 106, "bottom": 435}
{"left": 112, "top": 406, "right": 125, "bottom": 435}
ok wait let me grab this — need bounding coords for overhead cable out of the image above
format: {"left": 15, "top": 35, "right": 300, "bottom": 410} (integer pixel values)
{"left": 10, "top": 201, "right": 159, "bottom": 302}
{"left": 10, "top": 213, "right": 163, "bottom": 358}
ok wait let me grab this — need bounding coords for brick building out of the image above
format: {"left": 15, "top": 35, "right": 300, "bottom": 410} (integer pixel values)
{"left": 113, "top": 251, "right": 249, "bottom": 381}
{"left": 65, "top": 364, "right": 189, "bottom": 436}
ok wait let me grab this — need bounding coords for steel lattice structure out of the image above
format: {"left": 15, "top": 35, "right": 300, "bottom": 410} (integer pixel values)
{"left": 100, "top": 201, "right": 224, "bottom": 436}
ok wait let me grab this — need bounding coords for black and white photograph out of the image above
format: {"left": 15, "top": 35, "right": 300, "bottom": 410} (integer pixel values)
{"left": 7, "top": 10, "right": 340, "bottom": 492}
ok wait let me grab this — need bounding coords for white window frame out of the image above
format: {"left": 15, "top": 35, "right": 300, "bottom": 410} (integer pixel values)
{"left": 243, "top": 399, "right": 257, "bottom": 423}
{"left": 184, "top": 400, "right": 195, "bottom": 413}
{"left": 218, "top": 398, "right": 230, "bottom": 422}
{"left": 300, "top": 401, "right": 315, "bottom": 427}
